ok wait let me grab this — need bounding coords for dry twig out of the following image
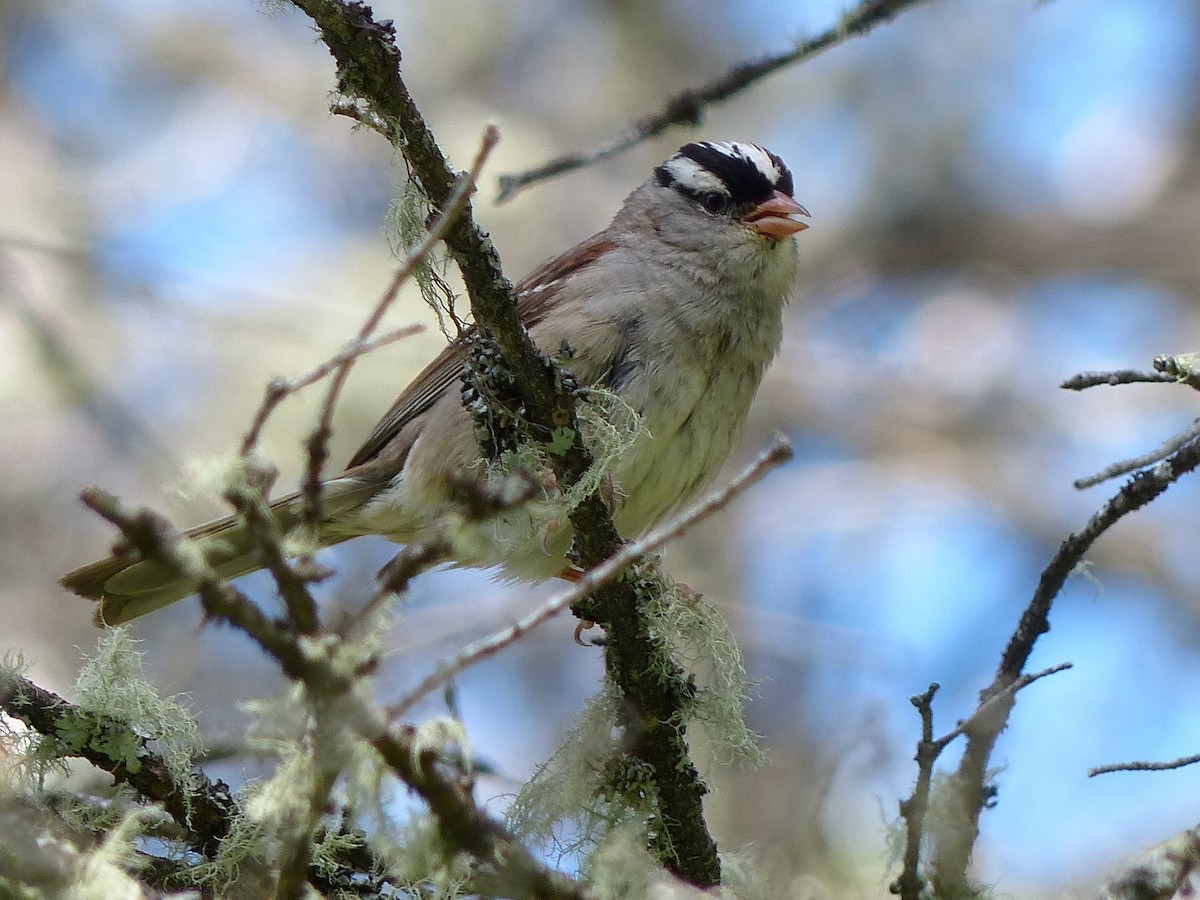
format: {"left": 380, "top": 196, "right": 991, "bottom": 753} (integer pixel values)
{"left": 1060, "top": 369, "right": 1175, "bottom": 390}
{"left": 1090, "top": 753, "right": 1200, "bottom": 778}
{"left": 894, "top": 365, "right": 1200, "bottom": 896}
{"left": 494, "top": 0, "right": 939, "bottom": 202}
{"left": 389, "top": 436, "right": 794, "bottom": 718}
{"left": 299, "top": 126, "right": 501, "bottom": 529}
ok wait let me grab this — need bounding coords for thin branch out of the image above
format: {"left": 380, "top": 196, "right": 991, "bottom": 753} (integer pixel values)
{"left": 1090, "top": 753, "right": 1200, "bottom": 778}
{"left": 995, "top": 438, "right": 1200, "bottom": 688}
{"left": 232, "top": 315, "right": 425, "bottom": 633}
{"left": 892, "top": 663, "right": 1071, "bottom": 898}
{"left": 892, "top": 682, "right": 938, "bottom": 900}
{"left": 1060, "top": 369, "right": 1175, "bottom": 390}
{"left": 1073, "top": 419, "right": 1200, "bottom": 489}
{"left": 389, "top": 436, "right": 794, "bottom": 719}
{"left": 934, "top": 663, "right": 1071, "bottom": 751}
{"left": 895, "top": 359, "right": 1200, "bottom": 893}
{"left": 299, "top": 125, "right": 501, "bottom": 532}
{"left": 241, "top": 322, "right": 424, "bottom": 455}
{"left": 915, "top": 435, "right": 1200, "bottom": 890}
{"left": 80, "top": 486, "right": 307, "bottom": 665}
{"left": 223, "top": 460, "right": 323, "bottom": 633}
{"left": 77, "top": 484, "right": 589, "bottom": 900}
{"left": 494, "top": 0, "right": 938, "bottom": 202}
{"left": 347, "top": 472, "right": 546, "bottom": 637}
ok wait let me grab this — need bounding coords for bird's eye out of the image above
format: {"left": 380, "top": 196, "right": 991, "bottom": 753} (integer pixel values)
{"left": 699, "top": 191, "right": 731, "bottom": 214}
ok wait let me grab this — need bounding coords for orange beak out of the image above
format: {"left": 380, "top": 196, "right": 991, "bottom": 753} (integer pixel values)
{"left": 742, "top": 190, "right": 811, "bottom": 238}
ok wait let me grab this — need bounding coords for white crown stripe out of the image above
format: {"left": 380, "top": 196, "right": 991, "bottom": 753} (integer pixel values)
{"left": 660, "top": 156, "right": 729, "bottom": 195}
{"left": 684, "top": 141, "right": 783, "bottom": 187}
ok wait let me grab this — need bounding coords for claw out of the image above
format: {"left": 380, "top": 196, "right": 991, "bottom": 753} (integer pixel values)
{"left": 573, "top": 619, "right": 603, "bottom": 646}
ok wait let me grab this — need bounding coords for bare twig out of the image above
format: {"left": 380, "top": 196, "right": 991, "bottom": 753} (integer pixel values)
{"left": 894, "top": 362, "right": 1200, "bottom": 893}
{"left": 1060, "top": 353, "right": 1200, "bottom": 393}
{"left": 940, "top": 663, "right": 1072, "bottom": 749}
{"left": 299, "top": 125, "right": 501, "bottom": 532}
{"left": 1090, "top": 753, "right": 1200, "bottom": 778}
{"left": 892, "top": 663, "right": 1071, "bottom": 898}
{"left": 1060, "top": 369, "right": 1175, "bottom": 390}
{"left": 346, "top": 472, "right": 546, "bottom": 637}
{"left": 494, "top": 0, "right": 938, "bottom": 202}
{"left": 915, "top": 434, "right": 1200, "bottom": 890}
{"left": 892, "top": 682, "right": 938, "bottom": 900}
{"left": 1074, "top": 420, "right": 1200, "bottom": 489}
{"left": 241, "top": 323, "right": 424, "bottom": 455}
{"left": 228, "top": 145, "right": 454, "bottom": 632}
{"left": 231, "top": 289, "right": 426, "bottom": 632}
{"left": 996, "top": 439, "right": 1200, "bottom": 688}
{"left": 222, "top": 459, "right": 323, "bottom": 633}
{"left": 388, "top": 436, "right": 794, "bottom": 719}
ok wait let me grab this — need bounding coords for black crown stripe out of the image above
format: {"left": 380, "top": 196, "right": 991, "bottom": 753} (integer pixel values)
{"left": 674, "top": 143, "right": 792, "bottom": 204}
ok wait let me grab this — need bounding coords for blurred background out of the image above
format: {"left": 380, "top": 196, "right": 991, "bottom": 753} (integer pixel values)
{"left": 4, "top": 0, "right": 1200, "bottom": 894}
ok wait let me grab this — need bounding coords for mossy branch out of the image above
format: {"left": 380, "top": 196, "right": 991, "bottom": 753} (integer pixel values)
{"left": 76, "top": 484, "right": 588, "bottom": 900}
{"left": 284, "top": 0, "right": 728, "bottom": 883}
{"left": 0, "top": 668, "right": 235, "bottom": 857}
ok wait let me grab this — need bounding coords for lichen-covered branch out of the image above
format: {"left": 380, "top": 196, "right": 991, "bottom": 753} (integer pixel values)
{"left": 77, "top": 484, "right": 589, "bottom": 900}
{"left": 1096, "top": 823, "right": 1200, "bottom": 900}
{"left": 0, "top": 670, "right": 235, "bottom": 856}
{"left": 299, "top": 127, "right": 498, "bottom": 534}
{"left": 283, "top": 0, "right": 726, "bottom": 883}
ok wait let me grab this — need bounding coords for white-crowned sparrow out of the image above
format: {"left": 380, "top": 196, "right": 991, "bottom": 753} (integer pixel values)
{"left": 62, "top": 140, "right": 809, "bottom": 625}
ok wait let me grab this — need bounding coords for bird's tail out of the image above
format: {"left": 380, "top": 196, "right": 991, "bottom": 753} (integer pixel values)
{"left": 61, "top": 478, "right": 380, "bottom": 626}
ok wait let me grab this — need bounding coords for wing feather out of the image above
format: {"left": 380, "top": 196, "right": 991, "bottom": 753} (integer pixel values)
{"left": 343, "top": 235, "right": 617, "bottom": 470}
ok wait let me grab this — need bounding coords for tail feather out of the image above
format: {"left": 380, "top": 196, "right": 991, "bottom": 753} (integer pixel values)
{"left": 61, "top": 478, "right": 382, "bottom": 626}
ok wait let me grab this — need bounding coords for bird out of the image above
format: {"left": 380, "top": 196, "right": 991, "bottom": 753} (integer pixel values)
{"left": 62, "top": 140, "right": 810, "bottom": 626}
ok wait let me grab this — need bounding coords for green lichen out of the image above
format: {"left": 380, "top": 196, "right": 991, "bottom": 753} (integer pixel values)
{"left": 639, "top": 570, "right": 764, "bottom": 769}
{"left": 506, "top": 685, "right": 651, "bottom": 863}
{"left": 459, "top": 386, "right": 647, "bottom": 564}
{"left": 386, "top": 179, "right": 461, "bottom": 339}
{"left": 74, "top": 631, "right": 204, "bottom": 792}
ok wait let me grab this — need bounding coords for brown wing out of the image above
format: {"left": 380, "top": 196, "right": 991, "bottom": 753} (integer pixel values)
{"left": 343, "top": 234, "right": 617, "bottom": 471}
